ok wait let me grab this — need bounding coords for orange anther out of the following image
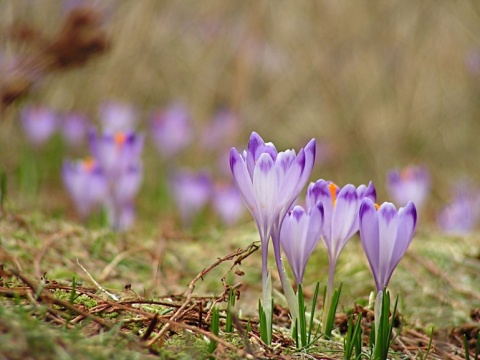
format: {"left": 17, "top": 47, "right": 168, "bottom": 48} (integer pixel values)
{"left": 328, "top": 183, "right": 337, "bottom": 206}
{"left": 82, "top": 157, "right": 95, "bottom": 172}
{"left": 114, "top": 132, "right": 127, "bottom": 147}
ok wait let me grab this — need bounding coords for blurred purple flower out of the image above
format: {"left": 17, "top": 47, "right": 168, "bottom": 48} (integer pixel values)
{"left": 89, "top": 129, "right": 144, "bottom": 177}
{"left": 150, "top": 103, "right": 193, "bottom": 158}
{"left": 111, "top": 163, "right": 143, "bottom": 206}
{"left": 62, "top": 157, "right": 107, "bottom": 218}
{"left": 21, "top": 104, "right": 58, "bottom": 146}
{"left": 437, "top": 184, "right": 480, "bottom": 234}
{"left": 386, "top": 165, "right": 430, "bottom": 210}
{"left": 212, "top": 182, "right": 245, "bottom": 226}
{"left": 230, "top": 132, "right": 315, "bottom": 300}
{"left": 359, "top": 198, "right": 417, "bottom": 292}
{"left": 170, "top": 169, "right": 212, "bottom": 226}
{"left": 61, "top": 111, "right": 89, "bottom": 147}
{"left": 99, "top": 101, "right": 138, "bottom": 133}
{"left": 201, "top": 108, "right": 239, "bottom": 151}
{"left": 279, "top": 203, "right": 324, "bottom": 285}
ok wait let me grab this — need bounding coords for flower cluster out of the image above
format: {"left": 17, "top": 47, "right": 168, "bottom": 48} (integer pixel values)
{"left": 230, "top": 132, "right": 418, "bottom": 343}
{"left": 149, "top": 103, "right": 246, "bottom": 227}
{"left": 63, "top": 102, "right": 143, "bottom": 231}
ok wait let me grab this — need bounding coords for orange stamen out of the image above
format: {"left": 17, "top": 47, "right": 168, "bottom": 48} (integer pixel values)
{"left": 328, "top": 183, "right": 337, "bottom": 206}
{"left": 114, "top": 132, "right": 127, "bottom": 147}
{"left": 82, "top": 157, "right": 95, "bottom": 172}
{"left": 374, "top": 203, "right": 380, "bottom": 210}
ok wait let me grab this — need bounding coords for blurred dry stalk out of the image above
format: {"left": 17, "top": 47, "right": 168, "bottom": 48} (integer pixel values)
{"left": 0, "top": 2, "right": 109, "bottom": 110}
{"left": 2, "top": 0, "right": 480, "bottom": 215}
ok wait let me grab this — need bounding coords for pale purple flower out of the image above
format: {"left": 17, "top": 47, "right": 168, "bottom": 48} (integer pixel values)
{"left": 212, "top": 183, "right": 245, "bottom": 226}
{"left": 170, "top": 170, "right": 212, "bottom": 226}
{"left": 230, "top": 132, "right": 315, "bottom": 295}
{"left": 21, "top": 104, "right": 58, "bottom": 146}
{"left": 89, "top": 129, "right": 144, "bottom": 177}
{"left": 306, "top": 180, "right": 376, "bottom": 271}
{"left": 359, "top": 198, "right": 417, "bottom": 292}
{"left": 61, "top": 112, "right": 89, "bottom": 147}
{"left": 437, "top": 184, "right": 480, "bottom": 234}
{"left": 386, "top": 165, "right": 430, "bottom": 210}
{"left": 201, "top": 109, "right": 239, "bottom": 151}
{"left": 111, "top": 163, "right": 143, "bottom": 206}
{"left": 99, "top": 101, "right": 138, "bottom": 133}
{"left": 279, "top": 203, "right": 324, "bottom": 285}
{"left": 62, "top": 157, "right": 107, "bottom": 218}
{"left": 150, "top": 103, "right": 193, "bottom": 158}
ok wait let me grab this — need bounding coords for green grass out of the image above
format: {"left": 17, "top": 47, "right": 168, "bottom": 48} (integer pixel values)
{"left": 0, "top": 208, "right": 479, "bottom": 359}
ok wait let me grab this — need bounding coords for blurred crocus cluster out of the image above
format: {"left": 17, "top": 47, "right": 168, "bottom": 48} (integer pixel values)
{"left": 21, "top": 104, "right": 89, "bottom": 147}
{"left": 63, "top": 102, "right": 143, "bottom": 231}
{"left": 437, "top": 182, "right": 480, "bottom": 234}
{"left": 149, "top": 102, "right": 245, "bottom": 227}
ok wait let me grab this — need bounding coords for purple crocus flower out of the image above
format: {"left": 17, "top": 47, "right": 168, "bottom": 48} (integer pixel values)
{"left": 306, "top": 180, "right": 376, "bottom": 285}
{"left": 437, "top": 184, "right": 480, "bottom": 234}
{"left": 21, "top": 104, "right": 58, "bottom": 146}
{"left": 89, "top": 129, "right": 144, "bottom": 177}
{"left": 359, "top": 198, "right": 417, "bottom": 292}
{"left": 150, "top": 103, "right": 193, "bottom": 158}
{"left": 279, "top": 203, "right": 324, "bottom": 286}
{"left": 212, "top": 182, "right": 245, "bottom": 226}
{"left": 170, "top": 169, "right": 212, "bottom": 226}
{"left": 230, "top": 132, "right": 315, "bottom": 310}
{"left": 386, "top": 165, "right": 430, "bottom": 211}
{"left": 62, "top": 157, "right": 107, "bottom": 218}
{"left": 61, "top": 112, "right": 89, "bottom": 147}
{"left": 99, "top": 100, "right": 138, "bottom": 133}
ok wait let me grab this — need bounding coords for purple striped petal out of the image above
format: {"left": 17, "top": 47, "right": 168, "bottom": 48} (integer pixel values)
{"left": 230, "top": 148, "right": 257, "bottom": 214}
{"left": 359, "top": 198, "right": 381, "bottom": 290}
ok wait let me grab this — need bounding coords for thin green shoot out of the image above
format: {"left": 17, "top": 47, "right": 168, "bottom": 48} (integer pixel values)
{"left": 464, "top": 334, "right": 470, "bottom": 360}
{"left": 69, "top": 275, "right": 77, "bottom": 305}
{"left": 323, "top": 283, "right": 342, "bottom": 339}
{"left": 225, "top": 288, "right": 235, "bottom": 333}
{"left": 258, "top": 299, "right": 273, "bottom": 345}
{"left": 344, "top": 313, "right": 363, "bottom": 360}
{"left": 209, "top": 307, "right": 220, "bottom": 355}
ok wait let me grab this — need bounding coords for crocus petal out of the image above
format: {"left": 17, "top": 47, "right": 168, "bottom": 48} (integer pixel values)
{"left": 388, "top": 202, "right": 417, "bottom": 277}
{"left": 376, "top": 202, "right": 400, "bottom": 289}
{"left": 330, "top": 184, "right": 358, "bottom": 259}
{"left": 253, "top": 153, "right": 278, "bottom": 241}
{"left": 230, "top": 148, "right": 257, "bottom": 214}
{"left": 359, "top": 198, "right": 381, "bottom": 290}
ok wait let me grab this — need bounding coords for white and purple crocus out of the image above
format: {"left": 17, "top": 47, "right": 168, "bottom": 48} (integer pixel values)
{"left": 359, "top": 198, "right": 417, "bottom": 292}
{"left": 306, "top": 180, "right": 376, "bottom": 295}
{"left": 279, "top": 203, "right": 324, "bottom": 286}
{"left": 230, "top": 132, "right": 315, "bottom": 342}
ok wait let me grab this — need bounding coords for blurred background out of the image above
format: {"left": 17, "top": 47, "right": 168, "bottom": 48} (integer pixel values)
{"left": 2, "top": 0, "right": 480, "bottom": 231}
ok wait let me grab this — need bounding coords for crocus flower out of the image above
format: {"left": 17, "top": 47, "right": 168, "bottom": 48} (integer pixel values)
{"left": 231, "top": 132, "right": 315, "bottom": 342}
{"left": 170, "top": 169, "right": 212, "bottom": 226}
{"left": 306, "top": 180, "right": 376, "bottom": 288}
{"left": 279, "top": 203, "right": 324, "bottom": 286}
{"left": 99, "top": 100, "right": 138, "bottom": 133}
{"left": 386, "top": 165, "right": 430, "bottom": 211}
{"left": 61, "top": 111, "right": 89, "bottom": 147}
{"left": 150, "top": 103, "right": 193, "bottom": 158}
{"left": 437, "top": 184, "right": 480, "bottom": 234}
{"left": 89, "top": 129, "right": 144, "bottom": 177}
{"left": 359, "top": 198, "right": 417, "bottom": 292}
{"left": 212, "top": 182, "right": 245, "bottom": 226}
{"left": 230, "top": 132, "right": 316, "bottom": 289}
{"left": 62, "top": 157, "right": 107, "bottom": 218}
{"left": 306, "top": 179, "right": 375, "bottom": 332}
{"left": 21, "top": 104, "right": 58, "bottom": 146}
